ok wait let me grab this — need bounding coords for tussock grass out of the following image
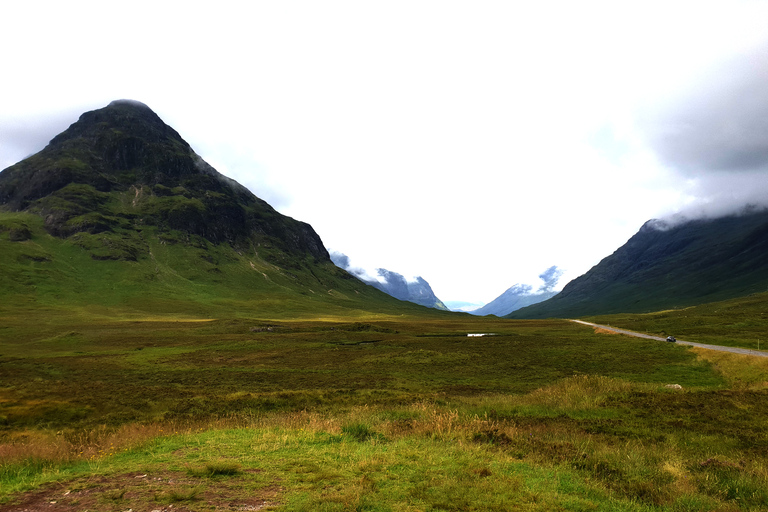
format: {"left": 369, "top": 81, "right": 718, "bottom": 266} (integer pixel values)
{"left": 691, "top": 348, "right": 768, "bottom": 390}
{"left": 188, "top": 461, "right": 242, "bottom": 477}
{"left": 340, "top": 423, "right": 384, "bottom": 442}
{"left": 156, "top": 485, "right": 203, "bottom": 503}
{"left": 0, "top": 419, "right": 214, "bottom": 467}
{"left": 4, "top": 396, "right": 768, "bottom": 510}
{"left": 520, "top": 374, "right": 639, "bottom": 410}
{"left": 2, "top": 298, "right": 768, "bottom": 509}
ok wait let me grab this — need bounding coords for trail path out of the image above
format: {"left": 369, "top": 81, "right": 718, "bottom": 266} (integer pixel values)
{"left": 569, "top": 319, "right": 768, "bottom": 358}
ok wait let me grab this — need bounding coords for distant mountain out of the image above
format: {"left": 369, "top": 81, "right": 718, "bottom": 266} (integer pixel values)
{"left": 0, "top": 100, "right": 438, "bottom": 317}
{"left": 330, "top": 252, "right": 448, "bottom": 310}
{"left": 471, "top": 284, "right": 556, "bottom": 316}
{"left": 444, "top": 300, "right": 485, "bottom": 313}
{"left": 472, "top": 265, "right": 562, "bottom": 316}
{"left": 508, "top": 211, "right": 768, "bottom": 319}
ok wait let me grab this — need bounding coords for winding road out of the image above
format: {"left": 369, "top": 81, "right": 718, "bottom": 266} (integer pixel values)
{"left": 570, "top": 319, "right": 768, "bottom": 358}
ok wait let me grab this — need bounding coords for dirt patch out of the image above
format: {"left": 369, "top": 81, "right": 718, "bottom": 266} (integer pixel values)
{"left": 0, "top": 470, "right": 282, "bottom": 512}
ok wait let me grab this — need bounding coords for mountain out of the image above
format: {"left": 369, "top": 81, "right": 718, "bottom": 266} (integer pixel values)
{"left": 472, "top": 265, "right": 563, "bottom": 316}
{"left": 470, "top": 284, "right": 556, "bottom": 316}
{"left": 443, "top": 300, "right": 485, "bottom": 313}
{"left": 508, "top": 210, "right": 768, "bottom": 319}
{"left": 370, "top": 269, "right": 449, "bottom": 310}
{"left": 0, "top": 100, "right": 326, "bottom": 260}
{"left": 330, "top": 252, "right": 448, "bottom": 310}
{"left": 0, "top": 100, "right": 437, "bottom": 317}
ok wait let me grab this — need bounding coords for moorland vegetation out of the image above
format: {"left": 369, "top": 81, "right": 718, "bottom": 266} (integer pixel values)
{"left": 2, "top": 286, "right": 768, "bottom": 510}
{"left": 2, "top": 101, "right": 768, "bottom": 511}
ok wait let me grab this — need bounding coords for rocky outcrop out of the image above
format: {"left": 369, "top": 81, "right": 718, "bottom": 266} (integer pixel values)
{"left": 0, "top": 100, "right": 329, "bottom": 261}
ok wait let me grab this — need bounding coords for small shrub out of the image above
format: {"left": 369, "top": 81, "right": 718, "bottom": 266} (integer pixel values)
{"left": 156, "top": 486, "right": 202, "bottom": 503}
{"left": 188, "top": 461, "right": 241, "bottom": 477}
{"left": 341, "top": 423, "right": 384, "bottom": 442}
{"left": 471, "top": 428, "right": 512, "bottom": 446}
{"left": 524, "top": 374, "right": 634, "bottom": 410}
{"left": 102, "top": 488, "right": 127, "bottom": 501}
{"left": 472, "top": 467, "right": 493, "bottom": 477}
{"left": 694, "top": 458, "right": 768, "bottom": 507}
{"left": 8, "top": 227, "right": 32, "bottom": 241}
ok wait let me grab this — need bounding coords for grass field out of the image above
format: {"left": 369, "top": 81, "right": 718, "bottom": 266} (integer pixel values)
{"left": 3, "top": 212, "right": 768, "bottom": 510}
{"left": 586, "top": 291, "right": 768, "bottom": 352}
{"left": 2, "top": 304, "right": 768, "bottom": 511}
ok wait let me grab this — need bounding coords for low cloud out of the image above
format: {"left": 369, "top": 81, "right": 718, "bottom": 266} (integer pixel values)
{"left": 330, "top": 250, "right": 427, "bottom": 287}
{"left": 497, "top": 267, "right": 564, "bottom": 298}
{"left": 512, "top": 284, "right": 534, "bottom": 296}
{"left": 537, "top": 265, "right": 564, "bottom": 293}
{"left": 0, "top": 107, "right": 89, "bottom": 171}
{"left": 643, "top": 42, "right": 768, "bottom": 176}
{"left": 329, "top": 251, "right": 350, "bottom": 269}
{"left": 1, "top": 121, "right": 64, "bottom": 170}
{"left": 329, "top": 251, "right": 386, "bottom": 284}
{"left": 639, "top": 42, "right": 768, "bottom": 221}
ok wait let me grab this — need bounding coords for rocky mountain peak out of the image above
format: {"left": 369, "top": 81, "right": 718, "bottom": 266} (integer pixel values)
{"left": 0, "top": 100, "right": 329, "bottom": 261}
{"left": 51, "top": 99, "right": 184, "bottom": 151}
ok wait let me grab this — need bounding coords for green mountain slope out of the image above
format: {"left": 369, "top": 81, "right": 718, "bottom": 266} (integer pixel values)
{"left": 0, "top": 100, "right": 439, "bottom": 318}
{"left": 508, "top": 211, "right": 768, "bottom": 318}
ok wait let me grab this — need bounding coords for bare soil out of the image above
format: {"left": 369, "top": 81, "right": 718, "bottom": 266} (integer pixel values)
{"left": 0, "top": 470, "right": 281, "bottom": 512}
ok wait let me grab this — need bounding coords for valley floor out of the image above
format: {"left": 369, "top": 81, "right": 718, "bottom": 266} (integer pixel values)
{"left": 2, "top": 309, "right": 768, "bottom": 511}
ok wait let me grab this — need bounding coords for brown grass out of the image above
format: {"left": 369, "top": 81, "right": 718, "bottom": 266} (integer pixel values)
{"left": 593, "top": 327, "right": 620, "bottom": 335}
{"left": 0, "top": 420, "right": 213, "bottom": 464}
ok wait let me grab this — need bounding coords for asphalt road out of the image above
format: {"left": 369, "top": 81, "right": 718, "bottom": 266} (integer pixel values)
{"left": 570, "top": 319, "right": 768, "bottom": 358}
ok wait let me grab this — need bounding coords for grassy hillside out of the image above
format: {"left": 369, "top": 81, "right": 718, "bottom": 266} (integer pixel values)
{"left": 0, "top": 210, "right": 432, "bottom": 319}
{"left": 0, "top": 100, "right": 447, "bottom": 319}
{"left": 509, "top": 211, "right": 768, "bottom": 319}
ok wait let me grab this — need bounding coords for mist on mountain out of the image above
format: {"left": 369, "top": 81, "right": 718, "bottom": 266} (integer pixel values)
{"left": 330, "top": 251, "right": 448, "bottom": 310}
{"left": 471, "top": 266, "right": 563, "bottom": 317}
{"left": 509, "top": 210, "right": 768, "bottom": 319}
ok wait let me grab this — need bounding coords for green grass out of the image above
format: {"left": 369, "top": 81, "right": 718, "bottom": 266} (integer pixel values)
{"left": 0, "top": 210, "right": 429, "bottom": 320}
{"left": 585, "top": 291, "right": 768, "bottom": 351}
{"left": 0, "top": 314, "right": 725, "bottom": 431}
{"left": 2, "top": 303, "right": 768, "bottom": 510}
{"left": 4, "top": 388, "right": 768, "bottom": 510}
{"left": 2, "top": 211, "right": 768, "bottom": 510}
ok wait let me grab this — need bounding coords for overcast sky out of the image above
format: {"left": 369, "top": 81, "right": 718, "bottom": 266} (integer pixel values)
{"left": 3, "top": 1, "right": 768, "bottom": 306}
